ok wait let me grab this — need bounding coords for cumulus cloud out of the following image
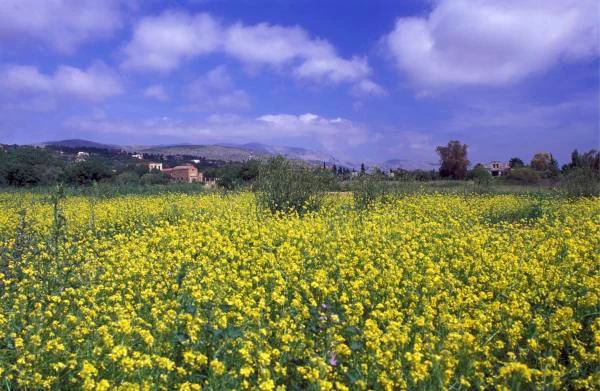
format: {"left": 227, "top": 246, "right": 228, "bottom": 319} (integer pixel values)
{"left": 383, "top": 0, "right": 599, "bottom": 87}
{"left": 122, "top": 11, "right": 221, "bottom": 71}
{"left": 0, "top": 0, "right": 125, "bottom": 53}
{"left": 144, "top": 84, "right": 169, "bottom": 101}
{"left": 350, "top": 79, "right": 387, "bottom": 97}
{"left": 121, "top": 10, "right": 380, "bottom": 93}
{"left": 0, "top": 62, "right": 123, "bottom": 101}
{"left": 182, "top": 66, "right": 251, "bottom": 111}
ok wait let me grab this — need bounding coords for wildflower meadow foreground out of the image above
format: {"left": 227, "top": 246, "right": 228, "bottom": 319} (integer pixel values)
{"left": 0, "top": 192, "right": 598, "bottom": 390}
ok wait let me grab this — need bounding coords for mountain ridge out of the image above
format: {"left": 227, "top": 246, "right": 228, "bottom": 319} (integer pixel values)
{"left": 35, "top": 139, "right": 437, "bottom": 169}
{"left": 35, "top": 139, "right": 351, "bottom": 167}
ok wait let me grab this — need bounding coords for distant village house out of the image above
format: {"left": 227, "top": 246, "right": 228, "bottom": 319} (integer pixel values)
{"left": 484, "top": 161, "right": 510, "bottom": 176}
{"left": 163, "top": 164, "right": 203, "bottom": 183}
{"left": 76, "top": 151, "right": 89, "bottom": 162}
{"left": 148, "top": 162, "right": 206, "bottom": 183}
{"left": 132, "top": 153, "right": 143, "bottom": 160}
{"left": 148, "top": 162, "right": 163, "bottom": 171}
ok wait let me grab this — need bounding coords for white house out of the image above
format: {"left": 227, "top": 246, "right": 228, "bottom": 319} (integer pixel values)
{"left": 484, "top": 161, "right": 510, "bottom": 176}
{"left": 76, "top": 151, "right": 89, "bottom": 162}
{"left": 148, "top": 162, "right": 163, "bottom": 171}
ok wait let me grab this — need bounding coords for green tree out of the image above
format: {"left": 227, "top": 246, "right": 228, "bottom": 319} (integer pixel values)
{"left": 0, "top": 147, "right": 64, "bottom": 186}
{"left": 140, "top": 172, "right": 171, "bottom": 185}
{"left": 530, "top": 152, "right": 552, "bottom": 171}
{"left": 63, "top": 160, "right": 112, "bottom": 185}
{"left": 436, "top": 140, "right": 470, "bottom": 179}
{"left": 508, "top": 157, "right": 524, "bottom": 168}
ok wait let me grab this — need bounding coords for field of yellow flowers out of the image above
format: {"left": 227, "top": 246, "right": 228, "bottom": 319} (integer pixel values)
{"left": 0, "top": 191, "right": 598, "bottom": 390}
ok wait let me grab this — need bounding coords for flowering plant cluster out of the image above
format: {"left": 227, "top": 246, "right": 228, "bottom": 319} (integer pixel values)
{"left": 0, "top": 192, "right": 598, "bottom": 389}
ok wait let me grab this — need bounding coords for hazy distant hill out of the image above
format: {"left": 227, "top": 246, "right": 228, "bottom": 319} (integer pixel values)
{"left": 237, "top": 143, "right": 347, "bottom": 166}
{"left": 35, "top": 139, "right": 406, "bottom": 169}
{"left": 37, "top": 139, "right": 120, "bottom": 149}
{"left": 381, "top": 159, "right": 439, "bottom": 170}
{"left": 135, "top": 144, "right": 268, "bottom": 161}
{"left": 37, "top": 139, "right": 345, "bottom": 165}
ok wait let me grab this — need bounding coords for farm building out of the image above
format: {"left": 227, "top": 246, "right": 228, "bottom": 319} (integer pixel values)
{"left": 484, "top": 161, "right": 510, "bottom": 176}
{"left": 148, "top": 162, "right": 163, "bottom": 171}
{"left": 162, "top": 164, "right": 203, "bottom": 183}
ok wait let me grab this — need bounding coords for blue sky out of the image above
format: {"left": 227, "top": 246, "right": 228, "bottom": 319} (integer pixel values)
{"left": 0, "top": 0, "right": 598, "bottom": 167}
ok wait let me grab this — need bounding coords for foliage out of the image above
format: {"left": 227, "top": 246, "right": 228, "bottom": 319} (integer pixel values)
{"left": 0, "top": 192, "right": 598, "bottom": 389}
{"left": 530, "top": 152, "right": 559, "bottom": 178}
{"left": 484, "top": 199, "right": 544, "bottom": 224}
{"left": 564, "top": 149, "right": 600, "bottom": 172}
{"left": 468, "top": 165, "right": 492, "bottom": 192}
{"left": 255, "top": 156, "right": 332, "bottom": 214}
{"left": 436, "top": 140, "right": 470, "bottom": 179}
{"left": 504, "top": 167, "right": 540, "bottom": 184}
{"left": 114, "top": 171, "right": 141, "bottom": 186}
{"left": 560, "top": 167, "right": 600, "bottom": 197}
{"left": 508, "top": 157, "right": 524, "bottom": 168}
{"left": 63, "top": 160, "right": 112, "bottom": 185}
{"left": 0, "top": 147, "right": 65, "bottom": 187}
{"left": 140, "top": 172, "right": 171, "bottom": 185}
{"left": 352, "top": 175, "right": 387, "bottom": 209}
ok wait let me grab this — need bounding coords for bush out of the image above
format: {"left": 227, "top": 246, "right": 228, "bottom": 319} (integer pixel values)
{"left": 486, "top": 201, "right": 544, "bottom": 224}
{"left": 504, "top": 168, "right": 540, "bottom": 184}
{"left": 255, "top": 156, "right": 331, "bottom": 214}
{"left": 115, "top": 171, "right": 140, "bottom": 186}
{"left": 140, "top": 172, "right": 171, "bottom": 185}
{"left": 468, "top": 166, "right": 492, "bottom": 191}
{"left": 63, "top": 160, "right": 112, "bottom": 185}
{"left": 560, "top": 167, "right": 599, "bottom": 197}
{"left": 353, "top": 176, "right": 387, "bottom": 209}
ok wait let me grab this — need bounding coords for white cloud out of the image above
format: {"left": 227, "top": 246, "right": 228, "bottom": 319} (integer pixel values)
{"left": 121, "top": 10, "right": 378, "bottom": 91}
{"left": 0, "top": 62, "right": 123, "bottom": 101}
{"left": 1, "top": 65, "right": 52, "bottom": 91}
{"left": 0, "top": 0, "right": 125, "bottom": 53}
{"left": 53, "top": 62, "right": 123, "bottom": 100}
{"left": 350, "top": 79, "right": 387, "bottom": 97}
{"left": 122, "top": 11, "right": 221, "bottom": 71}
{"left": 224, "top": 23, "right": 307, "bottom": 66}
{"left": 144, "top": 84, "right": 169, "bottom": 101}
{"left": 383, "top": 0, "right": 599, "bottom": 88}
{"left": 182, "top": 66, "right": 251, "bottom": 111}
{"left": 256, "top": 113, "right": 367, "bottom": 147}
{"left": 224, "top": 22, "right": 371, "bottom": 85}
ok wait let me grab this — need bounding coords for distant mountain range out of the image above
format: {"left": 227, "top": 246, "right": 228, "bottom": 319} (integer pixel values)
{"left": 36, "top": 139, "right": 120, "bottom": 150}
{"left": 34, "top": 139, "right": 437, "bottom": 170}
{"left": 35, "top": 139, "right": 352, "bottom": 167}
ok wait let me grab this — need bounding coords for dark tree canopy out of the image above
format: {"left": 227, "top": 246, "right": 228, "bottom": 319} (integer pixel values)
{"left": 530, "top": 152, "right": 553, "bottom": 171}
{"left": 509, "top": 157, "right": 525, "bottom": 168}
{"left": 436, "top": 140, "right": 470, "bottom": 179}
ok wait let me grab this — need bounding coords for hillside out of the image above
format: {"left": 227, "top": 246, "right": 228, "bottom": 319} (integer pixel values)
{"left": 38, "top": 139, "right": 353, "bottom": 167}
{"left": 134, "top": 144, "right": 268, "bottom": 161}
{"left": 36, "top": 139, "right": 120, "bottom": 150}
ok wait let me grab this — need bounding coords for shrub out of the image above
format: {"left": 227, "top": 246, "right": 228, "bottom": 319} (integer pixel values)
{"left": 560, "top": 167, "right": 599, "bottom": 197}
{"left": 504, "top": 167, "right": 540, "bottom": 184}
{"left": 115, "top": 171, "right": 140, "bottom": 186}
{"left": 63, "top": 160, "right": 112, "bottom": 185}
{"left": 468, "top": 166, "right": 492, "bottom": 191}
{"left": 486, "top": 201, "right": 543, "bottom": 224}
{"left": 353, "top": 176, "right": 387, "bottom": 209}
{"left": 255, "top": 156, "right": 331, "bottom": 214}
{"left": 140, "top": 172, "right": 171, "bottom": 185}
